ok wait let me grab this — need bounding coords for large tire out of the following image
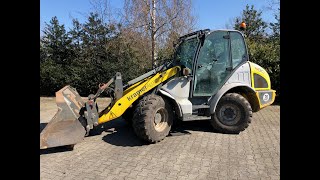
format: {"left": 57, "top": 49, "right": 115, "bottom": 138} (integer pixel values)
{"left": 132, "top": 94, "right": 173, "bottom": 143}
{"left": 210, "top": 93, "right": 252, "bottom": 134}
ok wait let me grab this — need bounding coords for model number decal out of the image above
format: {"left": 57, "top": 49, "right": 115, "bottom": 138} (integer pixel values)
{"left": 262, "top": 93, "right": 270, "bottom": 102}
{"left": 126, "top": 78, "right": 158, "bottom": 101}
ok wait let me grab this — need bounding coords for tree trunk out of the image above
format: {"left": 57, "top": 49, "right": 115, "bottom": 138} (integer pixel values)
{"left": 151, "top": 0, "right": 156, "bottom": 68}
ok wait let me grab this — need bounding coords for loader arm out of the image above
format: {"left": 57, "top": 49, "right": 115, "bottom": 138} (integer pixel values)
{"left": 98, "top": 66, "right": 180, "bottom": 124}
{"left": 40, "top": 65, "right": 179, "bottom": 149}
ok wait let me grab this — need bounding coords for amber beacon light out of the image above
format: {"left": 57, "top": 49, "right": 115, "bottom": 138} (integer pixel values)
{"left": 240, "top": 22, "right": 246, "bottom": 30}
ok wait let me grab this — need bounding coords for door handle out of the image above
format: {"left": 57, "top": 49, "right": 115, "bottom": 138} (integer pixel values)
{"left": 226, "top": 67, "right": 233, "bottom": 71}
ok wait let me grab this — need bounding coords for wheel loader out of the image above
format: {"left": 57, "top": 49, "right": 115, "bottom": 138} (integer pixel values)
{"left": 40, "top": 26, "right": 276, "bottom": 149}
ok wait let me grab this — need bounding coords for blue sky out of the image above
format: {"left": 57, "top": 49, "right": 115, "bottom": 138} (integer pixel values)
{"left": 40, "top": 0, "right": 278, "bottom": 34}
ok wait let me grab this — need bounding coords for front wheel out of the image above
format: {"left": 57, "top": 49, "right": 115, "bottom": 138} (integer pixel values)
{"left": 210, "top": 93, "right": 252, "bottom": 134}
{"left": 132, "top": 94, "right": 173, "bottom": 143}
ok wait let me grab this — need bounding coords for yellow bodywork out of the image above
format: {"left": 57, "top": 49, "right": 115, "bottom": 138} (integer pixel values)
{"left": 256, "top": 90, "right": 276, "bottom": 108}
{"left": 98, "top": 66, "right": 180, "bottom": 124}
{"left": 249, "top": 62, "right": 276, "bottom": 108}
{"left": 249, "top": 62, "right": 271, "bottom": 90}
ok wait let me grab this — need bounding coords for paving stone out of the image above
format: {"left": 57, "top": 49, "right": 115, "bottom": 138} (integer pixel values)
{"left": 40, "top": 102, "right": 280, "bottom": 180}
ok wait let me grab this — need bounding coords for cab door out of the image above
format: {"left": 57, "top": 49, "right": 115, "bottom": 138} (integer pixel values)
{"left": 193, "top": 31, "right": 232, "bottom": 97}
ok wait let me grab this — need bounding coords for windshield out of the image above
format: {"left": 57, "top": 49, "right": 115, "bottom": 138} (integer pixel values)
{"left": 174, "top": 37, "right": 199, "bottom": 71}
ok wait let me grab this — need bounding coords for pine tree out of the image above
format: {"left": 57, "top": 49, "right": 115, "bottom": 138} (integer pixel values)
{"left": 233, "top": 5, "right": 280, "bottom": 101}
{"left": 41, "top": 16, "right": 72, "bottom": 64}
{"left": 234, "top": 5, "right": 268, "bottom": 41}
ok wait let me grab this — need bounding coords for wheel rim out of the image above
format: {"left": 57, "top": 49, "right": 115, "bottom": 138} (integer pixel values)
{"left": 154, "top": 108, "right": 168, "bottom": 132}
{"left": 218, "top": 103, "right": 241, "bottom": 126}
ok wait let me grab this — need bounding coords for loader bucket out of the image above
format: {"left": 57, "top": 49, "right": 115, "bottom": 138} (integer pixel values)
{"left": 40, "top": 86, "right": 86, "bottom": 149}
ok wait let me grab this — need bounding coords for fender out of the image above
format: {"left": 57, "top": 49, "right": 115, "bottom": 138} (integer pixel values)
{"left": 208, "top": 83, "right": 256, "bottom": 114}
{"left": 158, "top": 89, "right": 183, "bottom": 118}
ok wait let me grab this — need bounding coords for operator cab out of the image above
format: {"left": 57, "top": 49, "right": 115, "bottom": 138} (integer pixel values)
{"left": 174, "top": 29, "right": 248, "bottom": 98}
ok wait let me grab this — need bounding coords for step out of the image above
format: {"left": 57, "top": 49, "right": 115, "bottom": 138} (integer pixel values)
{"left": 192, "top": 105, "right": 210, "bottom": 110}
{"left": 182, "top": 114, "right": 211, "bottom": 121}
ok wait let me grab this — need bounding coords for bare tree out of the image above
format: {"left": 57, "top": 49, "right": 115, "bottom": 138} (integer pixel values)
{"left": 225, "top": 17, "right": 237, "bottom": 29}
{"left": 267, "top": 0, "right": 280, "bottom": 12}
{"left": 89, "top": 0, "right": 113, "bottom": 23}
{"left": 151, "top": 0, "right": 156, "bottom": 65}
{"left": 123, "top": 0, "right": 196, "bottom": 68}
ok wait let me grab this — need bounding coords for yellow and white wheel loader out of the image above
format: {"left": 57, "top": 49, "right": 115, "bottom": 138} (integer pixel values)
{"left": 40, "top": 28, "right": 275, "bottom": 149}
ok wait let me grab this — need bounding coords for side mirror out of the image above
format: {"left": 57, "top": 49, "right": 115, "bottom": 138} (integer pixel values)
{"left": 182, "top": 67, "right": 193, "bottom": 81}
{"left": 182, "top": 67, "right": 191, "bottom": 76}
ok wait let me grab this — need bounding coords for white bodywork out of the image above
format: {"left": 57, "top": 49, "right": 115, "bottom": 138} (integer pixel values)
{"left": 160, "top": 77, "right": 192, "bottom": 114}
{"left": 160, "top": 62, "right": 253, "bottom": 115}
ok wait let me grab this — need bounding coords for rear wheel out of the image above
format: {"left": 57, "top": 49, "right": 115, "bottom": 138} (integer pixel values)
{"left": 210, "top": 93, "right": 252, "bottom": 134}
{"left": 132, "top": 94, "right": 173, "bottom": 143}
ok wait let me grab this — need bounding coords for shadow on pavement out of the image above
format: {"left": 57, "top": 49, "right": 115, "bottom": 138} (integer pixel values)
{"left": 102, "top": 118, "right": 216, "bottom": 147}
{"left": 172, "top": 120, "right": 214, "bottom": 133}
{"left": 102, "top": 118, "right": 147, "bottom": 147}
{"left": 40, "top": 117, "right": 218, "bottom": 150}
{"left": 40, "top": 146, "right": 74, "bottom": 155}
{"left": 168, "top": 120, "right": 226, "bottom": 136}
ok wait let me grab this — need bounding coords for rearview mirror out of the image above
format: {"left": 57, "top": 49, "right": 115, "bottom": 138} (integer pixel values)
{"left": 182, "top": 67, "right": 191, "bottom": 76}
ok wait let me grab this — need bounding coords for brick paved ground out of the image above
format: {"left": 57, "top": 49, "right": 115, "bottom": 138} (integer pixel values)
{"left": 40, "top": 98, "right": 280, "bottom": 180}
